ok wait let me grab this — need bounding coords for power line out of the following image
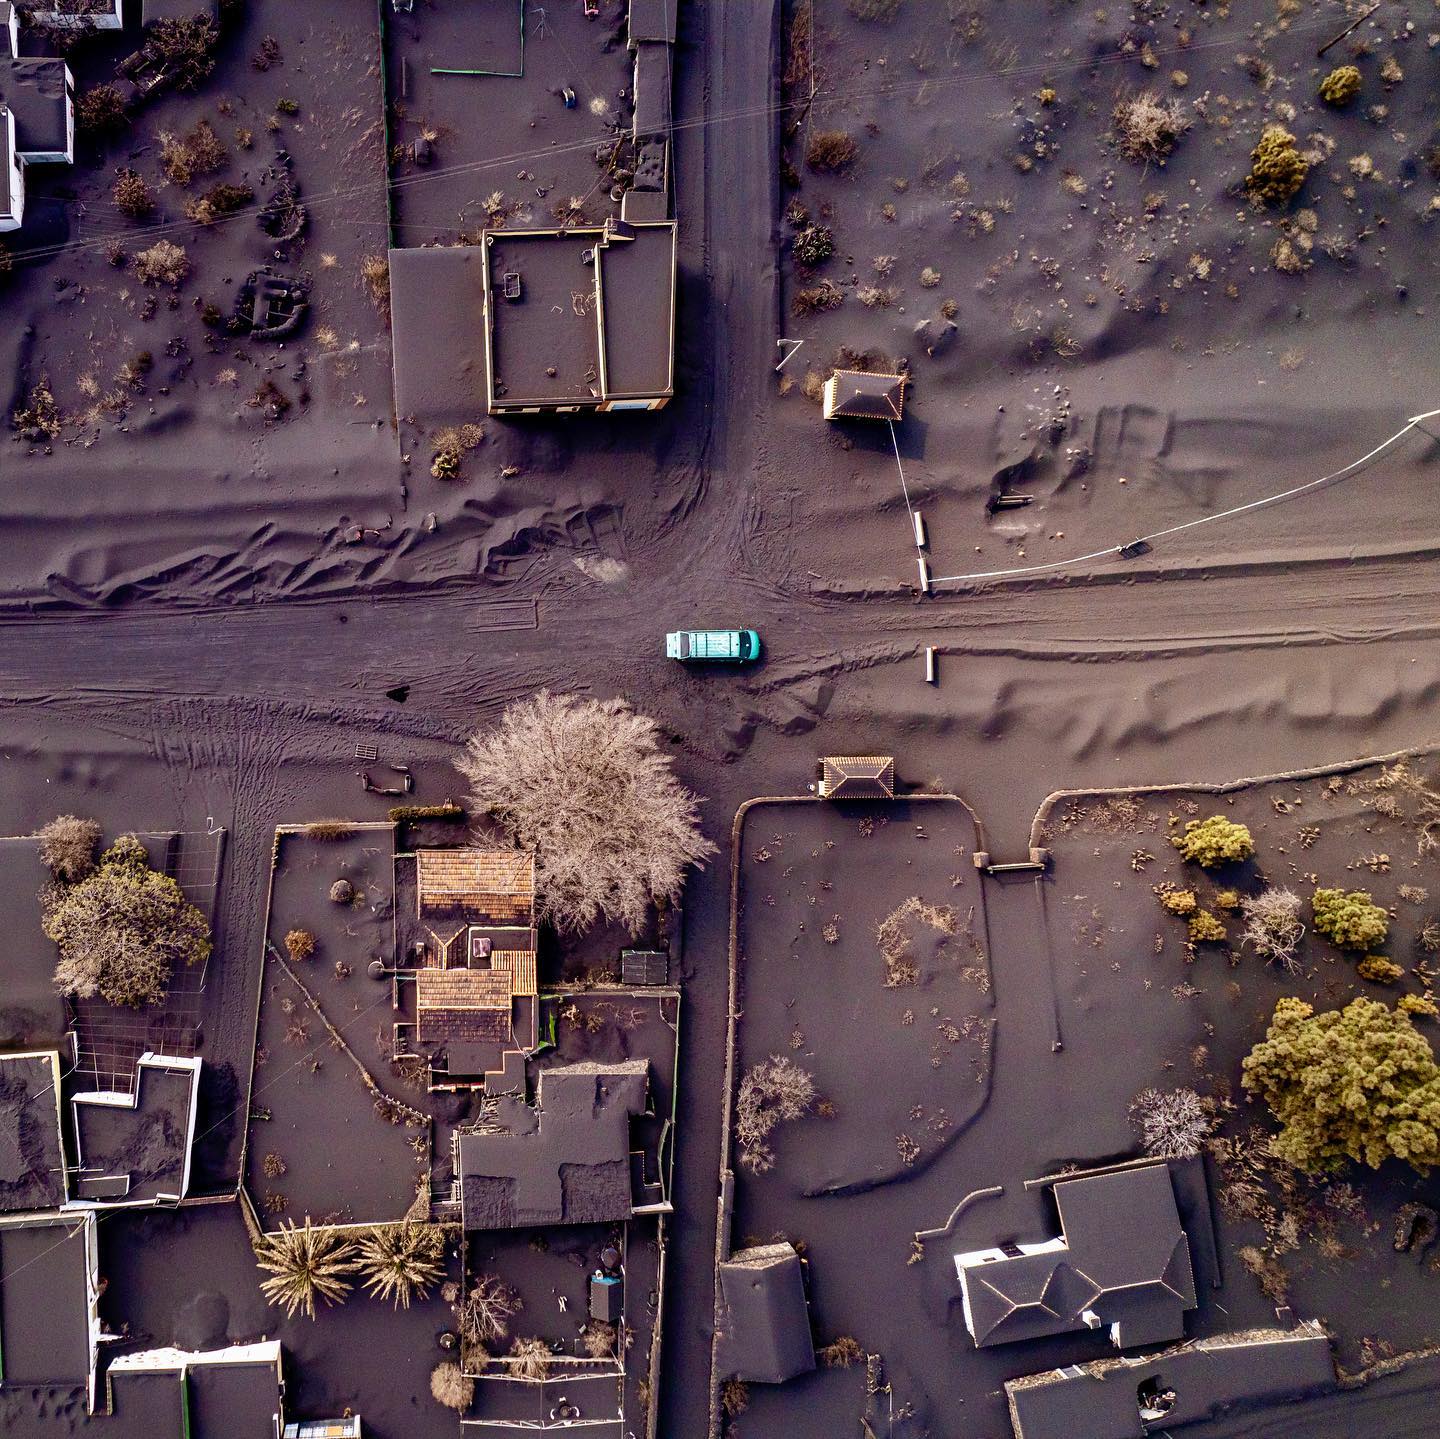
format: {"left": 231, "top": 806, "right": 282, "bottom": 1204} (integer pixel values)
{"left": 927, "top": 409, "right": 1440, "bottom": 587}
{"left": 6, "top": 6, "right": 1345, "bottom": 268}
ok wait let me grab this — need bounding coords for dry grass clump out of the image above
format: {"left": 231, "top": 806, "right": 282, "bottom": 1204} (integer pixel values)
{"left": 506, "top": 1336, "right": 553, "bottom": 1381}
{"left": 721, "top": 1378, "right": 750, "bottom": 1418}
{"left": 255, "top": 1220, "right": 357, "bottom": 1319}
{"left": 429, "top": 1361, "right": 473, "bottom": 1412}
{"left": 458, "top": 691, "right": 715, "bottom": 934}
{"left": 792, "top": 280, "right": 846, "bottom": 316}
{"left": 356, "top": 1223, "right": 446, "bottom": 1309}
{"left": 1111, "top": 90, "right": 1189, "bottom": 163}
{"left": 12, "top": 380, "right": 61, "bottom": 440}
{"left": 579, "top": 1320, "right": 617, "bottom": 1358}
{"left": 158, "top": 118, "right": 225, "bottom": 186}
{"left": 360, "top": 254, "right": 391, "bottom": 318}
{"left": 283, "top": 928, "right": 316, "bottom": 962}
{"left": 1129, "top": 1086, "right": 1214, "bottom": 1158}
{"left": 36, "top": 814, "right": 101, "bottom": 882}
{"left": 736, "top": 1055, "right": 815, "bottom": 1173}
{"left": 806, "top": 129, "right": 859, "bottom": 173}
{"left": 306, "top": 819, "right": 357, "bottom": 841}
{"left": 185, "top": 181, "right": 253, "bottom": 224}
{"left": 134, "top": 239, "right": 189, "bottom": 287}
{"left": 1237, "top": 1243, "right": 1289, "bottom": 1303}
{"left": 847, "top": 0, "right": 901, "bottom": 17}
{"left": 876, "top": 895, "right": 959, "bottom": 987}
{"left": 817, "top": 1335, "right": 865, "bottom": 1367}
{"left": 456, "top": 1273, "right": 522, "bottom": 1348}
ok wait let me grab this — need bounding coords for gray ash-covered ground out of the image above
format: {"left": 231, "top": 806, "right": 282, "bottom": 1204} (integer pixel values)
{"left": 4, "top": 0, "right": 1440, "bottom": 1436}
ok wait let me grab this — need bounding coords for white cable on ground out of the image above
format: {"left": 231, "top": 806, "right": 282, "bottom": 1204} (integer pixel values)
{"left": 928, "top": 408, "right": 1440, "bottom": 587}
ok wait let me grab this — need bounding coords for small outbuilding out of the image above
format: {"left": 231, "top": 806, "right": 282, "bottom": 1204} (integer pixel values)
{"left": 817, "top": 755, "right": 895, "bottom": 801}
{"left": 620, "top": 948, "right": 668, "bottom": 987}
{"left": 822, "top": 369, "right": 906, "bottom": 422}
{"left": 715, "top": 1241, "right": 816, "bottom": 1385}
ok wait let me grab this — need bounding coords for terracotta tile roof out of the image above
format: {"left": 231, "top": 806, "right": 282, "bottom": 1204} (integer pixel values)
{"left": 417, "top": 968, "right": 512, "bottom": 1010}
{"left": 418, "top": 1007, "right": 513, "bottom": 1045}
{"left": 491, "top": 949, "right": 537, "bottom": 998}
{"left": 416, "top": 849, "right": 535, "bottom": 923}
{"left": 820, "top": 756, "right": 895, "bottom": 799}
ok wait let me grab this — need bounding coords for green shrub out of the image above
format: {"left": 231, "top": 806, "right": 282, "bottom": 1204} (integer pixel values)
{"left": 1312, "top": 887, "right": 1389, "bottom": 951}
{"left": 1319, "top": 65, "right": 1361, "bottom": 106}
{"left": 807, "top": 130, "right": 859, "bottom": 173}
{"left": 1242, "top": 996, "right": 1440, "bottom": 1172}
{"left": 42, "top": 836, "right": 211, "bottom": 1007}
{"left": 1358, "top": 954, "right": 1404, "bottom": 984}
{"left": 1171, "top": 815, "right": 1254, "bottom": 869}
{"left": 306, "top": 820, "right": 357, "bottom": 841}
{"left": 387, "top": 802, "right": 465, "bottom": 824}
{"left": 1188, "top": 911, "right": 1227, "bottom": 944}
{"left": 792, "top": 224, "right": 835, "bottom": 267}
{"left": 1246, "top": 126, "right": 1308, "bottom": 203}
{"left": 1400, "top": 994, "right": 1439, "bottom": 1019}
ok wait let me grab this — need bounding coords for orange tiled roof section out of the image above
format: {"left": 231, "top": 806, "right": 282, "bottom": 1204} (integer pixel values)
{"left": 416, "top": 849, "right": 536, "bottom": 923}
{"left": 492, "top": 949, "right": 537, "bottom": 998}
{"left": 416, "top": 967, "right": 513, "bottom": 1010}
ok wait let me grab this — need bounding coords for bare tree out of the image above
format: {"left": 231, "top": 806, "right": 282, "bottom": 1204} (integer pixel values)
{"left": 456, "top": 1272, "right": 522, "bottom": 1348}
{"left": 1129, "top": 1087, "right": 1214, "bottom": 1160}
{"left": 1240, "top": 887, "right": 1306, "bottom": 972}
{"left": 458, "top": 691, "right": 716, "bottom": 934}
{"left": 736, "top": 1056, "right": 816, "bottom": 1173}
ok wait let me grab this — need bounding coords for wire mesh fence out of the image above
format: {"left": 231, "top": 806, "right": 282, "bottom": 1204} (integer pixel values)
{"left": 67, "top": 830, "right": 225, "bottom": 1094}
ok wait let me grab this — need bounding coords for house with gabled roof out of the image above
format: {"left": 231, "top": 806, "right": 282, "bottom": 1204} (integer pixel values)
{"left": 817, "top": 755, "right": 895, "bottom": 800}
{"left": 955, "top": 1164, "right": 1197, "bottom": 1352}
{"left": 401, "top": 849, "right": 540, "bottom": 1089}
{"left": 822, "top": 369, "right": 906, "bottom": 422}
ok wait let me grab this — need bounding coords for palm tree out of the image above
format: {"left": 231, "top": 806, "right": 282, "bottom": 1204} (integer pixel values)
{"left": 356, "top": 1223, "right": 446, "bottom": 1309}
{"left": 255, "top": 1220, "right": 358, "bottom": 1319}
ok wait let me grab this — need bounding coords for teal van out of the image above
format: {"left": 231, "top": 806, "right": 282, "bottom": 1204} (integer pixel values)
{"left": 665, "top": 629, "right": 761, "bottom": 663}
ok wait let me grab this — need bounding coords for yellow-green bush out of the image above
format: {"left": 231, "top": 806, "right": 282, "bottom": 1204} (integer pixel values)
{"left": 1246, "top": 126, "right": 1308, "bottom": 203}
{"left": 1157, "top": 885, "right": 1198, "bottom": 916}
{"left": 1318, "top": 65, "right": 1361, "bottom": 107}
{"left": 1188, "top": 911, "right": 1227, "bottom": 944}
{"left": 1172, "top": 815, "right": 1255, "bottom": 869}
{"left": 1400, "top": 994, "right": 1439, "bottom": 1019}
{"left": 1213, "top": 888, "right": 1242, "bottom": 913}
{"left": 1312, "top": 887, "right": 1389, "bottom": 952}
{"left": 1357, "top": 954, "right": 1403, "bottom": 984}
{"left": 1242, "top": 996, "right": 1440, "bottom": 1172}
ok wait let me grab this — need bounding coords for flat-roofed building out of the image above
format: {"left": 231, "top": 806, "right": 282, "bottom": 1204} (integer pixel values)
{"left": 0, "top": 6, "right": 75, "bottom": 232}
